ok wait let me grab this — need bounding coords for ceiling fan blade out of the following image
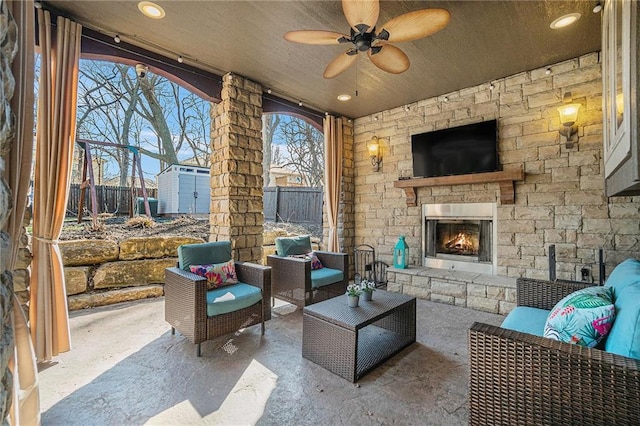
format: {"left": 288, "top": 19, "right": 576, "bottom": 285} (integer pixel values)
{"left": 378, "top": 9, "right": 450, "bottom": 43}
{"left": 342, "top": 0, "right": 379, "bottom": 33}
{"left": 368, "top": 43, "right": 410, "bottom": 74}
{"left": 324, "top": 50, "right": 358, "bottom": 79}
{"left": 284, "top": 30, "right": 349, "bottom": 45}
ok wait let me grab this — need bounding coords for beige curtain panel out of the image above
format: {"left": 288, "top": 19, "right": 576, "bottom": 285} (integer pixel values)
{"left": 323, "top": 115, "right": 343, "bottom": 252}
{"left": 5, "top": 0, "right": 40, "bottom": 424}
{"left": 30, "top": 9, "right": 82, "bottom": 361}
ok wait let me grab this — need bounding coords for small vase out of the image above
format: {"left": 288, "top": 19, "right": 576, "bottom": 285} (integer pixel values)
{"left": 348, "top": 295, "right": 359, "bottom": 308}
{"left": 362, "top": 291, "right": 372, "bottom": 301}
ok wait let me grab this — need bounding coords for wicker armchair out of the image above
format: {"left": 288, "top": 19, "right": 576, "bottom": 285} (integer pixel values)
{"left": 267, "top": 235, "right": 347, "bottom": 308}
{"left": 165, "top": 241, "right": 271, "bottom": 356}
{"left": 469, "top": 277, "right": 640, "bottom": 425}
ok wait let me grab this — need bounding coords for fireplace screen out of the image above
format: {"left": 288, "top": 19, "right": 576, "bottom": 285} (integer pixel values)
{"left": 425, "top": 219, "right": 492, "bottom": 262}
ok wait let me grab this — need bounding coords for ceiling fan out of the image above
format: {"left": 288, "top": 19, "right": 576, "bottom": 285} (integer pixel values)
{"left": 284, "top": 0, "right": 450, "bottom": 78}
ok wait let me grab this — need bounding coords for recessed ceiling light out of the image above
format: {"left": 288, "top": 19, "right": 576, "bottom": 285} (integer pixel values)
{"left": 550, "top": 13, "right": 581, "bottom": 29}
{"left": 138, "top": 1, "right": 165, "bottom": 19}
{"left": 337, "top": 94, "right": 351, "bottom": 101}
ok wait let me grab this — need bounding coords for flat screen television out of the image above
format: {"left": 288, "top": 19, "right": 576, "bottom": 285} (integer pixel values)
{"left": 411, "top": 120, "right": 499, "bottom": 178}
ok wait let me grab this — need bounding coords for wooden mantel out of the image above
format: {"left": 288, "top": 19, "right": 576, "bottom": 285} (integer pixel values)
{"left": 393, "top": 167, "right": 525, "bottom": 206}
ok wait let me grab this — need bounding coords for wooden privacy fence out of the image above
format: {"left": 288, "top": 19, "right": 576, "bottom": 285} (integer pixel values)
{"left": 264, "top": 186, "right": 323, "bottom": 224}
{"left": 67, "top": 184, "right": 158, "bottom": 216}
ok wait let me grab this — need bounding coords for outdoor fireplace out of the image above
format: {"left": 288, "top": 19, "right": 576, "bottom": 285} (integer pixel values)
{"left": 422, "top": 203, "right": 497, "bottom": 274}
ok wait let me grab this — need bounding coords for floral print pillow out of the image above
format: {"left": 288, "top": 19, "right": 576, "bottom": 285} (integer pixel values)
{"left": 287, "top": 252, "right": 324, "bottom": 270}
{"left": 543, "top": 286, "right": 616, "bottom": 348}
{"left": 306, "top": 252, "right": 324, "bottom": 270}
{"left": 189, "top": 259, "right": 239, "bottom": 290}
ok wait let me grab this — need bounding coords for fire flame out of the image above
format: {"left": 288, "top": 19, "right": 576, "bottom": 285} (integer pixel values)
{"left": 445, "top": 232, "right": 476, "bottom": 252}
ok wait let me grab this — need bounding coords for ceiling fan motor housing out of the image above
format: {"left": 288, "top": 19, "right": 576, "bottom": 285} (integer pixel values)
{"left": 354, "top": 31, "right": 374, "bottom": 51}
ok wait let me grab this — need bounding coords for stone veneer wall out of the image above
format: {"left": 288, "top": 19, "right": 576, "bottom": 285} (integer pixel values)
{"left": 0, "top": 0, "right": 16, "bottom": 417}
{"left": 210, "top": 73, "right": 264, "bottom": 263}
{"left": 353, "top": 52, "right": 640, "bottom": 312}
{"left": 12, "top": 207, "right": 31, "bottom": 310}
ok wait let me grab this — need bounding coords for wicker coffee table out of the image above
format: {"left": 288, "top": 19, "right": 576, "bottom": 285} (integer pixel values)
{"left": 302, "top": 289, "right": 416, "bottom": 382}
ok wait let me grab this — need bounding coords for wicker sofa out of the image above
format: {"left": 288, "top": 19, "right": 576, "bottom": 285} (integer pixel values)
{"left": 469, "top": 261, "right": 640, "bottom": 425}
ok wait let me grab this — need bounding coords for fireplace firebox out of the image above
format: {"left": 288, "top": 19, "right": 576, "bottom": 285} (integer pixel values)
{"left": 422, "top": 203, "right": 497, "bottom": 274}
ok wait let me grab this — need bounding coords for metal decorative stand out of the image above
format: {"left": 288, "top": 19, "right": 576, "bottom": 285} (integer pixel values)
{"left": 354, "top": 244, "right": 389, "bottom": 288}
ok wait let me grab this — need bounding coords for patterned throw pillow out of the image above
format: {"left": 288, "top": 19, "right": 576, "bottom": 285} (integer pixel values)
{"left": 189, "top": 259, "right": 239, "bottom": 290}
{"left": 543, "top": 286, "right": 616, "bottom": 348}
{"left": 307, "top": 252, "right": 324, "bottom": 270}
{"left": 288, "top": 252, "right": 324, "bottom": 270}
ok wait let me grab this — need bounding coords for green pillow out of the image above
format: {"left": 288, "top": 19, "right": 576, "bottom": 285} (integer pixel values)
{"left": 178, "top": 241, "right": 232, "bottom": 270}
{"left": 275, "top": 235, "right": 312, "bottom": 256}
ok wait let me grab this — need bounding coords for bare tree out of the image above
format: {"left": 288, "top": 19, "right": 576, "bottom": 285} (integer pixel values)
{"left": 262, "top": 114, "right": 280, "bottom": 186}
{"left": 278, "top": 117, "right": 324, "bottom": 187}
{"left": 271, "top": 144, "right": 285, "bottom": 166}
{"left": 76, "top": 61, "right": 142, "bottom": 186}
{"left": 75, "top": 59, "right": 211, "bottom": 183}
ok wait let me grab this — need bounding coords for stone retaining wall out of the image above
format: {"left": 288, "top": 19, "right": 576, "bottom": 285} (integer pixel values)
{"left": 60, "top": 236, "right": 204, "bottom": 310}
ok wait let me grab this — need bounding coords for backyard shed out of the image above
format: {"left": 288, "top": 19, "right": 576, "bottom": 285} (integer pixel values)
{"left": 157, "top": 164, "right": 210, "bottom": 215}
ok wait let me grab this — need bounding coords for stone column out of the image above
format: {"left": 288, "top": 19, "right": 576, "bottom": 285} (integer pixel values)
{"left": 340, "top": 121, "right": 355, "bottom": 277}
{"left": 209, "top": 73, "right": 264, "bottom": 263}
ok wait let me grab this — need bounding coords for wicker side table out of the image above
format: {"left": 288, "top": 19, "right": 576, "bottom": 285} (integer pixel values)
{"left": 302, "top": 290, "right": 416, "bottom": 382}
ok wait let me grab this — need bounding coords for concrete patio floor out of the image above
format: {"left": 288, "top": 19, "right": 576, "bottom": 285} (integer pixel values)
{"left": 39, "top": 295, "right": 504, "bottom": 425}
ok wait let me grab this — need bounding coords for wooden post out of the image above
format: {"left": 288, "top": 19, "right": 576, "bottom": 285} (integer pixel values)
{"left": 135, "top": 151, "right": 151, "bottom": 217}
{"left": 77, "top": 141, "right": 99, "bottom": 226}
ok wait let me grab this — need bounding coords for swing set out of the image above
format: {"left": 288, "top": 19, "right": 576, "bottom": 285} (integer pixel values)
{"left": 76, "top": 138, "right": 153, "bottom": 225}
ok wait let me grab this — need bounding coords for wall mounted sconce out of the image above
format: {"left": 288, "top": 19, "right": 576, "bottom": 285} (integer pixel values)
{"left": 367, "top": 136, "right": 383, "bottom": 172}
{"left": 557, "top": 92, "right": 581, "bottom": 148}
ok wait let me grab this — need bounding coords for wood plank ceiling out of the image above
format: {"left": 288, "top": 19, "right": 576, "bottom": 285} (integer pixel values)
{"left": 43, "top": 0, "right": 601, "bottom": 119}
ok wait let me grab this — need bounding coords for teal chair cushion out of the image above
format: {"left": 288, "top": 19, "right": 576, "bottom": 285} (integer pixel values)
{"left": 311, "top": 267, "right": 344, "bottom": 289}
{"left": 206, "top": 283, "right": 262, "bottom": 317}
{"left": 604, "top": 280, "right": 640, "bottom": 359}
{"left": 604, "top": 258, "right": 640, "bottom": 300}
{"left": 501, "top": 306, "right": 550, "bottom": 337}
{"left": 275, "top": 235, "right": 312, "bottom": 256}
{"left": 178, "top": 241, "right": 232, "bottom": 271}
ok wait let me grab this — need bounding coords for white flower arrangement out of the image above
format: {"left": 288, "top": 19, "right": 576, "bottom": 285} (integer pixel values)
{"left": 346, "top": 283, "right": 362, "bottom": 297}
{"left": 361, "top": 280, "right": 376, "bottom": 293}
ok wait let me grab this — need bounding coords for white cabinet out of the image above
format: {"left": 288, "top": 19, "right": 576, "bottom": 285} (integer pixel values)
{"left": 602, "top": 0, "right": 640, "bottom": 196}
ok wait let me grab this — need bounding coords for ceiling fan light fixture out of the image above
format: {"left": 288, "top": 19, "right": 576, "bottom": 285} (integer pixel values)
{"left": 285, "top": 0, "right": 449, "bottom": 79}
{"left": 337, "top": 94, "right": 352, "bottom": 101}
{"left": 550, "top": 12, "right": 581, "bottom": 29}
{"left": 138, "top": 1, "right": 165, "bottom": 19}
